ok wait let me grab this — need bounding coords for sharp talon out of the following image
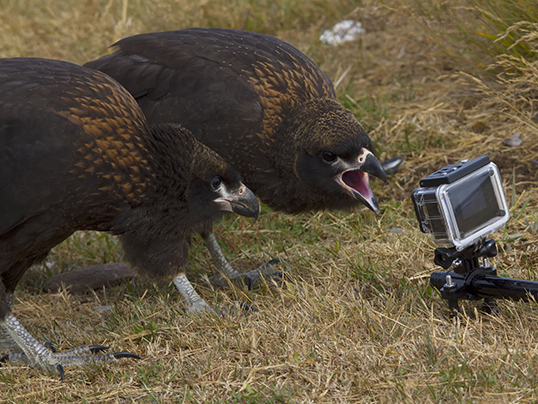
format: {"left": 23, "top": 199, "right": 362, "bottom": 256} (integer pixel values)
{"left": 0, "top": 354, "right": 9, "bottom": 363}
{"left": 237, "top": 302, "right": 258, "bottom": 312}
{"left": 44, "top": 341, "right": 57, "bottom": 353}
{"left": 245, "top": 275, "right": 253, "bottom": 291}
{"left": 111, "top": 352, "right": 142, "bottom": 360}
{"left": 57, "top": 364, "right": 65, "bottom": 382}
{"left": 268, "top": 257, "right": 287, "bottom": 265}
{"left": 88, "top": 345, "right": 109, "bottom": 354}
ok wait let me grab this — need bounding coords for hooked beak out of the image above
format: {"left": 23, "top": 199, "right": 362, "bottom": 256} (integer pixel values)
{"left": 336, "top": 149, "right": 387, "bottom": 214}
{"left": 215, "top": 184, "right": 260, "bottom": 221}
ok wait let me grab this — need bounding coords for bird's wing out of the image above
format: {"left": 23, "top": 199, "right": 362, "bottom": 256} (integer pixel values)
{"left": 85, "top": 30, "right": 261, "bottom": 159}
{"left": 84, "top": 28, "right": 335, "bottom": 160}
{"left": 0, "top": 58, "right": 151, "bottom": 236}
{"left": 0, "top": 99, "right": 80, "bottom": 236}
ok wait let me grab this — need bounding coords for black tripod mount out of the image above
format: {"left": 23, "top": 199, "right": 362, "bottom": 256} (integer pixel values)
{"left": 429, "top": 238, "right": 538, "bottom": 316}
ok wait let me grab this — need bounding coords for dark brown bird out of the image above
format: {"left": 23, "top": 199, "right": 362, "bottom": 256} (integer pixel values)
{"left": 0, "top": 58, "right": 258, "bottom": 377}
{"left": 85, "top": 28, "right": 387, "bottom": 284}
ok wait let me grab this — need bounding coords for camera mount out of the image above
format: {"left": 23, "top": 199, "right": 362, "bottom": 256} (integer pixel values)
{"left": 430, "top": 238, "right": 538, "bottom": 316}
{"left": 412, "top": 156, "right": 538, "bottom": 317}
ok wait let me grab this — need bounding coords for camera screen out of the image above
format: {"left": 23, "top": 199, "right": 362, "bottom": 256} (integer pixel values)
{"left": 448, "top": 170, "right": 499, "bottom": 237}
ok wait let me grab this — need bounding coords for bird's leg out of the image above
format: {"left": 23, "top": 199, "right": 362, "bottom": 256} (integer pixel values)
{"left": 172, "top": 273, "right": 213, "bottom": 313}
{"left": 0, "top": 293, "right": 81, "bottom": 355}
{"left": 204, "top": 233, "right": 242, "bottom": 280}
{"left": 6, "top": 293, "right": 13, "bottom": 309}
{"left": 0, "top": 293, "right": 18, "bottom": 351}
{"left": 0, "top": 323, "right": 17, "bottom": 351}
{"left": 0, "top": 310, "right": 140, "bottom": 378}
{"left": 204, "top": 232, "right": 288, "bottom": 290}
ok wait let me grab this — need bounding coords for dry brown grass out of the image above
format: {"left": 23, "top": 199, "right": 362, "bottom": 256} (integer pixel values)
{"left": 2, "top": 0, "right": 538, "bottom": 402}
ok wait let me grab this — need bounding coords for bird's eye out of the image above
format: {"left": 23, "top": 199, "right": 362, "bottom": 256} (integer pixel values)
{"left": 321, "top": 152, "right": 337, "bottom": 162}
{"left": 210, "top": 176, "right": 222, "bottom": 191}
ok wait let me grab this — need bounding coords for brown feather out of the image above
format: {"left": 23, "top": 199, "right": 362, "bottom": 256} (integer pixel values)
{"left": 0, "top": 58, "right": 252, "bottom": 316}
{"left": 85, "top": 28, "right": 384, "bottom": 214}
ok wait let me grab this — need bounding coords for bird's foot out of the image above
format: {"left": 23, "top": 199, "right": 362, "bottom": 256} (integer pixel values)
{"left": 0, "top": 343, "right": 141, "bottom": 380}
{"left": 173, "top": 273, "right": 257, "bottom": 315}
{"left": 228, "top": 301, "right": 257, "bottom": 313}
{"left": 185, "top": 299, "right": 214, "bottom": 314}
{"left": 210, "top": 258, "right": 290, "bottom": 290}
{"left": 184, "top": 299, "right": 257, "bottom": 315}
{"left": 1, "top": 312, "right": 140, "bottom": 380}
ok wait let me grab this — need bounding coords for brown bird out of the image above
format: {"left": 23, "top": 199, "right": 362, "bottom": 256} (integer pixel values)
{"left": 85, "top": 28, "right": 387, "bottom": 286}
{"left": 0, "top": 58, "right": 259, "bottom": 377}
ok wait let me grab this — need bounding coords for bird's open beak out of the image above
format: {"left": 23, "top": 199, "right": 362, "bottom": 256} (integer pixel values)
{"left": 215, "top": 185, "right": 260, "bottom": 221}
{"left": 336, "top": 149, "right": 387, "bottom": 214}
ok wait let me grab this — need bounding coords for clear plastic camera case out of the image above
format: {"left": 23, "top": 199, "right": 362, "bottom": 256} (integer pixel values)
{"left": 413, "top": 162, "right": 510, "bottom": 250}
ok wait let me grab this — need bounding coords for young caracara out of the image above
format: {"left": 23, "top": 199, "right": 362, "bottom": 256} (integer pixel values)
{"left": 85, "top": 28, "right": 387, "bottom": 286}
{"left": 0, "top": 58, "right": 258, "bottom": 378}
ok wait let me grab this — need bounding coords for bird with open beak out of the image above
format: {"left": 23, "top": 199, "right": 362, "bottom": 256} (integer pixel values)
{"left": 85, "top": 28, "right": 387, "bottom": 285}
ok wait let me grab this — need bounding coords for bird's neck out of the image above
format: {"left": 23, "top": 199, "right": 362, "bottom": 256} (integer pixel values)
{"left": 110, "top": 123, "right": 196, "bottom": 236}
{"left": 143, "top": 123, "right": 197, "bottom": 195}
{"left": 258, "top": 103, "right": 317, "bottom": 213}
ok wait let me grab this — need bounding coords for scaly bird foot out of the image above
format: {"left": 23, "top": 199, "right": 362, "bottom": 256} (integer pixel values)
{"left": 173, "top": 273, "right": 258, "bottom": 314}
{"left": 1, "top": 313, "right": 140, "bottom": 381}
{"left": 182, "top": 299, "right": 257, "bottom": 315}
{"left": 203, "top": 233, "right": 290, "bottom": 290}
{"left": 210, "top": 258, "right": 290, "bottom": 290}
{"left": 0, "top": 343, "right": 141, "bottom": 380}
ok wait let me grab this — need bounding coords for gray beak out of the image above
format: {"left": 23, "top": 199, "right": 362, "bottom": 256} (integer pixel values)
{"left": 336, "top": 150, "right": 386, "bottom": 214}
{"left": 228, "top": 186, "right": 260, "bottom": 221}
{"left": 362, "top": 153, "right": 387, "bottom": 184}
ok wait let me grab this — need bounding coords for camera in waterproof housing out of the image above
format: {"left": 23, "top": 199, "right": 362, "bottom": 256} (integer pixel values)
{"left": 411, "top": 156, "right": 510, "bottom": 250}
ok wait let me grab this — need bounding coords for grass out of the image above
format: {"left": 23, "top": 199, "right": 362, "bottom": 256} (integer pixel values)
{"left": 3, "top": 0, "right": 538, "bottom": 402}
{"left": 399, "top": 0, "right": 538, "bottom": 75}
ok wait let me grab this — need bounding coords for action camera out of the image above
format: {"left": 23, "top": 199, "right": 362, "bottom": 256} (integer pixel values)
{"left": 411, "top": 156, "right": 510, "bottom": 250}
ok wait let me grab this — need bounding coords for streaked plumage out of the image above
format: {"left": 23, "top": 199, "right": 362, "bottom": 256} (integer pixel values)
{"left": 0, "top": 58, "right": 258, "bottom": 377}
{"left": 85, "top": 28, "right": 387, "bottom": 214}
{"left": 85, "top": 28, "right": 387, "bottom": 287}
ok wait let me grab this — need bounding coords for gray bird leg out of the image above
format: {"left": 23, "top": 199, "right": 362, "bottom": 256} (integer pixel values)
{"left": 203, "top": 232, "right": 288, "bottom": 289}
{"left": 0, "top": 293, "right": 18, "bottom": 351}
{"left": 172, "top": 273, "right": 212, "bottom": 313}
{"left": 0, "top": 323, "right": 17, "bottom": 351}
{"left": 204, "top": 233, "right": 242, "bottom": 280}
{"left": 0, "top": 310, "right": 140, "bottom": 378}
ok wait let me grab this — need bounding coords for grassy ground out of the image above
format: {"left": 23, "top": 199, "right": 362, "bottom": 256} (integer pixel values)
{"left": 2, "top": 0, "right": 538, "bottom": 402}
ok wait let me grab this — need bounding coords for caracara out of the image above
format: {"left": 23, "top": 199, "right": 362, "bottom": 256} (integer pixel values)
{"left": 85, "top": 28, "right": 386, "bottom": 286}
{"left": 0, "top": 58, "right": 258, "bottom": 377}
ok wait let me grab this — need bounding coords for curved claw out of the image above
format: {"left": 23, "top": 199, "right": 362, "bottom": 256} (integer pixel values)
{"left": 88, "top": 345, "right": 109, "bottom": 354}
{"left": 210, "top": 257, "right": 291, "bottom": 290}
{"left": 266, "top": 257, "right": 289, "bottom": 266}
{"left": 245, "top": 276, "right": 253, "bottom": 291}
{"left": 111, "top": 352, "right": 142, "bottom": 360}
{"left": 44, "top": 341, "right": 57, "bottom": 353}
{"left": 236, "top": 302, "right": 258, "bottom": 312}
{"left": 57, "top": 364, "right": 65, "bottom": 382}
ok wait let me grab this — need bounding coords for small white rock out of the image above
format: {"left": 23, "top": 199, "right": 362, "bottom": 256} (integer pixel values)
{"left": 320, "top": 20, "right": 365, "bottom": 45}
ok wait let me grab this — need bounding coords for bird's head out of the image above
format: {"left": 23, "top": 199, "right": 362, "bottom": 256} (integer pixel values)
{"left": 280, "top": 98, "right": 386, "bottom": 213}
{"left": 187, "top": 142, "right": 260, "bottom": 224}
